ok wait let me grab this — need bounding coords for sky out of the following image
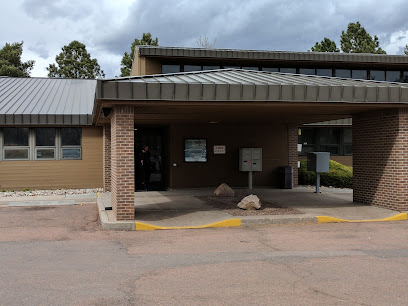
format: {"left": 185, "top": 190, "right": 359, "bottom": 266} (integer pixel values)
{"left": 2, "top": 0, "right": 408, "bottom": 78}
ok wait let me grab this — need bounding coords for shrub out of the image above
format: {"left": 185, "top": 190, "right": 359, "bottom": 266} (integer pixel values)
{"left": 298, "top": 159, "right": 352, "bottom": 188}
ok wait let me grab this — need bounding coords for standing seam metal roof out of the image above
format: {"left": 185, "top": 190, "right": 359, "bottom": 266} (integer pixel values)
{"left": 0, "top": 77, "right": 96, "bottom": 125}
{"left": 98, "top": 69, "right": 408, "bottom": 103}
{"left": 137, "top": 46, "right": 408, "bottom": 64}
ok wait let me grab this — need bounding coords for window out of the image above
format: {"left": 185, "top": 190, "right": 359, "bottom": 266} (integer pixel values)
{"left": 370, "top": 70, "right": 385, "bottom": 81}
{"left": 3, "top": 128, "right": 29, "bottom": 160}
{"left": 184, "top": 65, "right": 202, "bottom": 72}
{"left": 203, "top": 66, "right": 220, "bottom": 70}
{"left": 299, "top": 127, "right": 351, "bottom": 156}
{"left": 403, "top": 71, "right": 408, "bottom": 83}
{"left": 386, "top": 71, "right": 401, "bottom": 82}
{"left": 319, "top": 128, "right": 340, "bottom": 155}
{"left": 299, "top": 68, "right": 315, "bottom": 75}
{"left": 0, "top": 127, "right": 82, "bottom": 161}
{"left": 162, "top": 65, "right": 180, "bottom": 73}
{"left": 335, "top": 69, "right": 351, "bottom": 78}
{"left": 352, "top": 70, "right": 367, "bottom": 80}
{"left": 261, "top": 67, "right": 279, "bottom": 72}
{"left": 35, "top": 128, "right": 56, "bottom": 160}
{"left": 316, "top": 69, "right": 332, "bottom": 77}
{"left": 280, "top": 68, "right": 296, "bottom": 74}
{"left": 299, "top": 128, "right": 316, "bottom": 154}
{"left": 241, "top": 67, "right": 258, "bottom": 71}
{"left": 61, "top": 128, "right": 82, "bottom": 160}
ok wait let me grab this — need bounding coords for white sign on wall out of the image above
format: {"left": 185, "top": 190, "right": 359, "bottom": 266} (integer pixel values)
{"left": 213, "top": 145, "right": 226, "bottom": 154}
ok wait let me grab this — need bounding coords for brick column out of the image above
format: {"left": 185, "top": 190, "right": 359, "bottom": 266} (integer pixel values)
{"left": 287, "top": 124, "right": 299, "bottom": 187}
{"left": 103, "top": 124, "right": 111, "bottom": 191}
{"left": 111, "top": 105, "right": 135, "bottom": 221}
{"left": 353, "top": 108, "right": 408, "bottom": 211}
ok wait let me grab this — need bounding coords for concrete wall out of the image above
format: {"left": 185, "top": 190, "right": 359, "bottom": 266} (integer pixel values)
{"left": 168, "top": 123, "right": 293, "bottom": 188}
{"left": 0, "top": 127, "right": 103, "bottom": 190}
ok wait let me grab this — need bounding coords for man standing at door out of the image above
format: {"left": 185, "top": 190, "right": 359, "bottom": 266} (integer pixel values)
{"left": 139, "top": 145, "right": 151, "bottom": 191}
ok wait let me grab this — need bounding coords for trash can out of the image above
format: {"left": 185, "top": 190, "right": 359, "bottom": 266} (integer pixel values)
{"left": 279, "top": 166, "right": 293, "bottom": 189}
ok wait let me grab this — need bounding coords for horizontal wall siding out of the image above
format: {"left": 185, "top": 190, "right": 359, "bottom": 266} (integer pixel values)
{"left": 0, "top": 127, "right": 103, "bottom": 190}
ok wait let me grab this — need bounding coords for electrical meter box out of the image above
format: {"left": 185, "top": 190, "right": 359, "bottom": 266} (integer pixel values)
{"left": 239, "top": 148, "right": 262, "bottom": 172}
{"left": 307, "top": 152, "right": 330, "bottom": 173}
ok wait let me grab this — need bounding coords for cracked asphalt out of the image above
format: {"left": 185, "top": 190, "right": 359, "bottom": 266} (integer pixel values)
{"left": 1, "top": 203, "right": 408, "bottom": 305}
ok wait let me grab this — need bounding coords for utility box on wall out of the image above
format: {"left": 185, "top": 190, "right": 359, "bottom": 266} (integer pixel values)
{"left": 239, "top": 148, "right": 262, "bottom": 172}
{"left": 307, "top": 152, "right": 330, "bottom": 173}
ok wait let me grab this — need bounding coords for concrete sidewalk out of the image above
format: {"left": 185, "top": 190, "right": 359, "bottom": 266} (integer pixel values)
{"left": 97, "top": 187, "right": 407, "bottom": 231}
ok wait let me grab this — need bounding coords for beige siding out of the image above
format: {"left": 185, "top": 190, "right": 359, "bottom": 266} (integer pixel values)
{"left": 0, "top": 127, "right": 103, "bottom": 190}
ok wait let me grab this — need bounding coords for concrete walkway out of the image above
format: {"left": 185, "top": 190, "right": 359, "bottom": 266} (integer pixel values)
{"left": 97, "top": 187, "right": 407, "bottom": 230}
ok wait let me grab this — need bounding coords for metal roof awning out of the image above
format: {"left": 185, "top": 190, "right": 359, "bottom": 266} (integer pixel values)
{"left": 97, "top": 69, "right": 408, "bottom": 103}
{"left": 0, "top": 77, "right": 96, "bottom": 126}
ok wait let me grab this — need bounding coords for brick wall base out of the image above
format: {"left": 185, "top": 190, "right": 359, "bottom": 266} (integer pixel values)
{"left": 103, "top": 124, "right": 111, "bottom": 191}
{"left": 288, "top": 124, "right": 299, "bottom": 187}
{"left": 111, "top": 106, "right": 135, "bottom": 221}
{"left": 353, "top": 108, "right": 408, "bottom": 211}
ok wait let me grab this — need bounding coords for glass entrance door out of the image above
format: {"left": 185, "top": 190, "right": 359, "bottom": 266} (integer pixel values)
{"left": 134, "top": 127, "right": 166, "bottom": 191}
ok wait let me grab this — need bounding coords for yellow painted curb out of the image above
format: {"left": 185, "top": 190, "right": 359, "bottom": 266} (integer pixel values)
{"left": 135, "top": 219, "right": 242, "bottom": 231}
{"left": 97, "top": 192, "right": 100, "bottom": 197}
{"left": 317, "top": 213, "right": 408, "bottom": 223}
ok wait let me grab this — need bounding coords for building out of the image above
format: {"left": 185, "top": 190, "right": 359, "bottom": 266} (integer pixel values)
{"left": 2, "top": 46, "right": 408, "bottom": 220}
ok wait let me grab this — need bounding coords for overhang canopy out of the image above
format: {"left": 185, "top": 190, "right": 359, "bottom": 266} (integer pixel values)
{"left": 0, "top": 77, "right": 96, "bottom": 125}
{"left": 97, "top": 69, "right": 408, "bottom": 103}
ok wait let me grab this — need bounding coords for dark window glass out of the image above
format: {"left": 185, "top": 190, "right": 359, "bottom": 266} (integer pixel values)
{"left": 62, "top": 148, "right": 81, "bottom": 159}
{"left": 280, "top": 68, "right": 296, "bottom": 74}
{"left": 203, "top": 66, "right": 220, "bottom": 70}
{"left": 370, "top": 70, "right": 385, "bottom": 81}
{"left": 299, "top": 68, "right": 315, "bottom": 75}
{"left": 403, "top": 71, "right": 408, "bottom": 83}
{"left": 386, "top": 71, "right": 401, "bottom": 82}
{"left": 61, "top": 128, "right": 81, "bottom": 146}
{"left": 343, "top": 144, "right": 352, "bottom": 155}
{"left": 343, "top": 128, "right": 352, "bottom": 143}
{"left": 36, "top": 148, "right": 55, "bottom": 159}
{"left": 184, "top": 65, "right": 201, "bottom": 72}
{"left": 320, "top": 145, "right": 339, "bottom": 155}
{"left": 241, "top": 67, "right": 258, "bottom": 71}
{"left": 3, "top": 128, "right": 29, "bottom": 146}
{"left": 261, "top": 67, "right": 279, "bottom": 72}
{"left": 162, "top": 65, "right": 181, "bottom": 73}
{"left": 352, "top": 70, "right": 367, "bottom": 80}
{"left": 299, "top": 128, "right": 315, "bottom": 145}
{"left": 320, "top": 128, "right": 340, "bottom": 145}
{"left": 35, "top": 128, "right": 55, "bottom": 146}
{"left": 4, "top": 149, "right": 29, "bottom": 160}
{"left": 316, "top": 69, "right": 332, "bottom": 77}
{"left": 335, "top": 69, "right": 351, "bottom": 78}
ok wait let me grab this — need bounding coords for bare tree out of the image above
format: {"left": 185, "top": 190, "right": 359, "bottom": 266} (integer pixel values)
{"left": 196, "top": 35, "right": 217, "bottom": 49}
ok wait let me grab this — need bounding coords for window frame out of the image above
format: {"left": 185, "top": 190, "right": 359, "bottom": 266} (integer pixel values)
{"left": 2, "top": 127, "right": 30, "bottom": 161}
{"left": 34, "top": 127, "right": 57, "bottom": 160}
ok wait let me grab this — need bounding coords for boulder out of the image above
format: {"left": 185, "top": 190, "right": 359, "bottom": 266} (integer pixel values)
{"left": 237, "top": 194, "right": 261, "bottom": 210}
{"left": 214, "top": 183, "right": 235, "bottom": 197}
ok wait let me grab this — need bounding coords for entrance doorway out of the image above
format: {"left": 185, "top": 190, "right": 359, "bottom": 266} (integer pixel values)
{"left": 134, "top": 127, "right": 166, "bottom": 191}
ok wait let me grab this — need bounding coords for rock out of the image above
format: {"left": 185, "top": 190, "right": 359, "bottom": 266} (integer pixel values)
{"left": 237, "top": 194, "right": 261, "bottom": 210}
{"left": 214, "top": 183, "right": 235, "bottom": 197}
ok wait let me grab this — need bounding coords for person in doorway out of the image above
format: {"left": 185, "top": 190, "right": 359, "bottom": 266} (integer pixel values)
{"left": 139, "top": 145, "right": 151, "bottom": 191}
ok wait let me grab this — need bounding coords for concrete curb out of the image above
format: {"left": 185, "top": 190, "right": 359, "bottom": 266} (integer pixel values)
{"left": 240, "top": 215, "right": 318, "bottom": 227}
{"left": 96, "top": 194, "right": 135, "bottom": 231}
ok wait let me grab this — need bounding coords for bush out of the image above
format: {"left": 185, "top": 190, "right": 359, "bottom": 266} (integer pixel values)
{"left": 298, "top": 159, "right": 352, "bottom": 188}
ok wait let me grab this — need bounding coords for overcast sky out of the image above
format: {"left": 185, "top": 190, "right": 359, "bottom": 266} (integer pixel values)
{"left": 2, "top": 0, "right": 408, "bottom": 78}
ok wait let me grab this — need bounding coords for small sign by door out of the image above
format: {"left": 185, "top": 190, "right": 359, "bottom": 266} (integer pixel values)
{"left": 214, "top": 145, "right": 226, "bottom": 154}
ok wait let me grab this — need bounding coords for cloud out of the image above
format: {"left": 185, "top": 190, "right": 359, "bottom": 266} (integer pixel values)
{"left": 3, "top": 0, "right": 408, "bottom": 78}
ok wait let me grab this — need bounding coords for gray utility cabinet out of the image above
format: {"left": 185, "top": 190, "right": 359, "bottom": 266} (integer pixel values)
{"left": 307, "top": 152, "right": 330, "bottom": 173}
{"left": 239, "top": 148, "right": 262, "bottom": 172}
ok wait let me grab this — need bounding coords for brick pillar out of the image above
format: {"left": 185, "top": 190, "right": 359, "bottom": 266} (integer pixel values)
{"left": 103, "top": 124, "right": 111, "bottom": 191}
{"left": 287, "top": 124, "right": 299, "bottom": 187}
{"left": 353, "top": 108, "right": 408, "bottom": 211}
{"left": 111, "top": 105, "right": 135, "bottom": 221}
